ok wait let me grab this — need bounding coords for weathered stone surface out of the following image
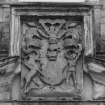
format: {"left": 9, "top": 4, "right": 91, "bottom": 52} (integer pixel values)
{"left": 0, "top": 2, "right": 105, "bottom": 105}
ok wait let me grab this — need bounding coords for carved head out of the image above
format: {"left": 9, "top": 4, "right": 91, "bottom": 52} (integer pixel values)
{"left": 46, "top": 43, "right": 60, "bottom": 61}
{"left": 63, "top": 33, "right": 82, "bottom": 61}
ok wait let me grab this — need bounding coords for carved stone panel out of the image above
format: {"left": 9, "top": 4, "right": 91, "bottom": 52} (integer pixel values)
{"left": 21, "top": 16, "right": 83, "bottom": 100}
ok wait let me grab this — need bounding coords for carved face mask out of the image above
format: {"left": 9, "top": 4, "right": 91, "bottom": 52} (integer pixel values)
{"left": 64, "top": 36, "right": 82, "bottom": 61}
{"left": 46, "top": 44, "right": 60, "bottom": 61}
{"left": 65, "top": 44, "right": 82, "bottom": 60}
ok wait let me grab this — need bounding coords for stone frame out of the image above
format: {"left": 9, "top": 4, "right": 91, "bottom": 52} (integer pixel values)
{"left": 9, "top": 2, "right": 95, "bottom": 101}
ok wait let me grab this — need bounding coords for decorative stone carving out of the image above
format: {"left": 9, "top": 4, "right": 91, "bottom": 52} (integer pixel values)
{"left": 0, "top": 5, "right": 105, "bottom": 105}
{"left": 20, "top": 18, "right": 83, "bottom": 100}
{"left": 0, "top": 17, "right": 105, "bottom": 105}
